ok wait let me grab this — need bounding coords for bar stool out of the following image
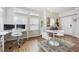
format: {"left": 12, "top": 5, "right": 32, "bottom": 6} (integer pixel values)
{"left": 9, "top": 28, "right": 23, "bottom": 49}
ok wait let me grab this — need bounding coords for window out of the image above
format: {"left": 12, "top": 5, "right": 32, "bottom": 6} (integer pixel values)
{"left": 13, "top": 8, "right": 29, "bottom": 14}
{"left": 13, "top": 8, "right": 40, "bottom": 31}
{"left": 14, "top": 14, "right": 27, "bottom": 24}
{"left": 29, "top": 16, "right": 40, "bottom": 30}
{"left": 14, "top": 13, "right": 28, "bottom": 29}
{"left": 29, "top": 12, "right": 40, "bottom": 16}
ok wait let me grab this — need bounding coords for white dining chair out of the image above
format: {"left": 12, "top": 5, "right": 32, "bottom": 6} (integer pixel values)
{"left": 42, "top": 31, "right": 52, "bottom": 40}
{"left": 41, "top": 31, "right": 59, "bottom": 46}
{"left": 56, "top": 30, "right": 64, "bottom": 37}
{"left": 41, "top": 31, "right": 52, "bottom": 45}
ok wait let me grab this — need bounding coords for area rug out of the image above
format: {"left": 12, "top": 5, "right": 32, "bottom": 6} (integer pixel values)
{"left": 39, "top": 38, "right": 75, "bottom": 52}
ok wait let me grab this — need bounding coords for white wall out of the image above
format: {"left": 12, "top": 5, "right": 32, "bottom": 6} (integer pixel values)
{"left": 0, "top": 18, "right": 3, "bottom": 30}
{"left": 0, "top": 8, "right": 4, "bottom": 31}
{"left": 72, "top": 14, "right": 79, "bottom": 38}
{"left": 59, "top": 8, "right": 79, "bottom": 38}
{"left": 60, "top": 16, "right": 72, "bottom": 35}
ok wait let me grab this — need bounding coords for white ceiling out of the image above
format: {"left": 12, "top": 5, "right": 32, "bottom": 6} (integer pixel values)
{"left": 29, "top": 7, "right": 77, "bottom": 14}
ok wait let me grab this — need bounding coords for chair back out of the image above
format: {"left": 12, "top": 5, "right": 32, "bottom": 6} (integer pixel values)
{"left": 42, "top": 31, "right": 49, "bottom": 40}
{"left": 56, "top": 30, "right": 64, "bottom": 36}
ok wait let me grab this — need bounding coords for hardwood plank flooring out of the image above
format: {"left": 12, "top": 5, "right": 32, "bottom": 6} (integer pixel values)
{"left": 56, "top": 35, "right": 79, "bottom": 52}
{"left": 4, "top": 37, "right": 44, "bottom": 52}
{"left": 4, "top": 35, "right": 79, "bottom": 52}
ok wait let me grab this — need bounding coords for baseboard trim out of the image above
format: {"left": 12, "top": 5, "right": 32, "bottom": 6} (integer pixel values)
{"left": 65, "top": 34, "right": 79, "bottom": 39}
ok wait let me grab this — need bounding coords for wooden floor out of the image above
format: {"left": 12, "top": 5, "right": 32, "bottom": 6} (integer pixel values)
{"left": 4, "top": 37, "right": 44, "bottom": 52}
{"left": 56, "top": 35, "right": 79, "bottom": 52}
{"left": 4, "top": 35, "right": 79, "bottom": 52}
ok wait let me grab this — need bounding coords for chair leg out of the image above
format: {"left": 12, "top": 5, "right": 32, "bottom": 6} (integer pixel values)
{"left": 18, "top": 45, "right": 20, "bottom": 48}
{"left": 17, "top": 37, "right": 20, "bottom": 48}
{"left": 9, "top": 47, "right": 12, "bottom": 49}
{"left": 47, "top": 40, "right": 49, "bottom": 45}
{"left": 23, "top": 40, "right": 25, "bottom": 44}
{"left": 18, "top": 41, "right": 20, "bottom": 48}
